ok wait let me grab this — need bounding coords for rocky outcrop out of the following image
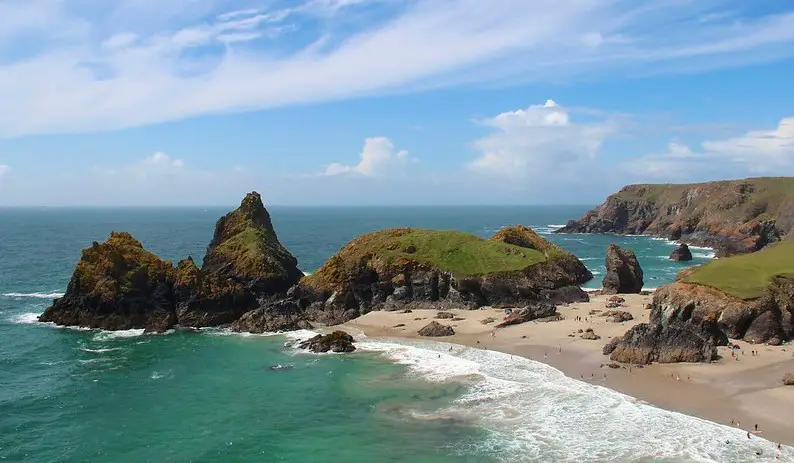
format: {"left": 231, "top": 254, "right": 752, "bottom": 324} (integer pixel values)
{"left": 298, "top": 226, "right": 592, "bottom": 325}
{"left": 495, "top": 302, "right": 557, "bottom": 328}
{"left": 418, "top": 321, "right": 455, "bottom": 337}
{"left": 39, "top": 232, "right": 177, "bottom": 333}
{"left": 602, "top": 245, "right": 643, "bottom": 294}
{"left": 540, "top": 286, "right": 590, "bottom": 305}
{"left": 669, "top": 244, "right": 693, "bottom": 261}
{"left": 232, "top": 299, "right": 313, "bottom": 333}
{"left": 40, "top": 192, "right": 305, "bottom": 332}
{"left": 202, "top": 192, "right": 303, "bottom": 294}
{"left": 173, "top": 257, "right": 257, "bottom": 327}
{"left": 298, "top": 331, "right": 356, "bottom": 353}
{"left": 602, "top": 310, "right": 633, "bottom": 323}
{"left": 580, "top": 328, "right": 600, "bottom": 340}
{"left": 556, "top": 178, "right": 794, "bottom": 256}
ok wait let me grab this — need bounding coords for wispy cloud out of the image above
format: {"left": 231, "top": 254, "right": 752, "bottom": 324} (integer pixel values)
{"left": 2, "top": 0, "right": 794, "bottom": 137}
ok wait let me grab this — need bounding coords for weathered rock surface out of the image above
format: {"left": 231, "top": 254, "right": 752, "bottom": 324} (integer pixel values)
{"left": 556, "top": 178, "right": 794, "bottom": 256}
{"left": 669, "top": 244, "right": 693, "bottom": 261}
{"left": 298, "top": 226, "right": 592, "bottom": 325}
{"left": 418, "top": 321, "right": 455, "bottom": 337}
{"left": 580, "top": 328, "right": 601, "bottom": 340}
{"left": 602, "top": 245, "right": 644, "bottom": 294}
{"left": 39, "top": 232, "right": 177, "bottom": 333}
{"left": 602, "top": 310, "right": 634, "bottom": 323}
{"left": 495, "top": 302, "right": 557, "bottom": 328}
{"left": 540, "top": 286, "right": 590, "bottom": 305}
{"left": 203, "top": 192, "right": 303, "bottom": 294}
{"left": 40, "top": 192, "right": 306, "bottom": 332}
{"left": 783, "top": 373, "right": 794, "bottom": 386}
{"left": 232, "top": 299, "right": 313, "bottom": 333}
{"left": 174, "top": 257, "right": 257, "bottom": 327}
{"left": 606, "top": 286, "right": 731, "bottom": 364}
{"left": 435, "top": 311, "right": 454, "bottom": 319}
{"left": 298, "top": 331, "right": 356, "bottom": 353}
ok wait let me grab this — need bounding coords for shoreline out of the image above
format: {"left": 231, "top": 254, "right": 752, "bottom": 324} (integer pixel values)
{"left": 343, "top": 293, "right": 794, "bottom": 447}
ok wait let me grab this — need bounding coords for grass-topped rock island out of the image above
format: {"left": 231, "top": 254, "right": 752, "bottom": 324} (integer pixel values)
{"left": 39, "top": 193, "right": 593, "bottom": 333}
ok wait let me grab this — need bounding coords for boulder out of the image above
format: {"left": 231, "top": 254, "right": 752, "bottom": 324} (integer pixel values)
{"left": 580, "top": 328, "right": 601, "bottom": 340}
{"left": 232, "top": 299, "right": 313, "bottom": 333}
{"left": 39, "top": 232, "right": 177, "bottom": 332}
{"left": 202, "top": 192, "right": 303, "bottom": 295}
{"left": 298, "top": 331, "right": 356, "bottom": 353}
{"left": 669, "top": 244, "right": 693, "bottom": 261}
{"left": 540, "top": 286, "right": 590, "bottom": 305}
{"left": 601, "top": 310, "right": 634, "bottom": 323}
{"left": 418, "top": 321, "right": 455, "bottom": 337}
{"left": 495, "top": 302, "right": 557, "bottom": 328}
{"left": 435, "top": 311, "right": 454, "bottom": 319}
{"left": 602, "top": 244, "right": 644, "bottom": 294}
{"left": 783, "top": 373, "right": 794, "bottom": 386}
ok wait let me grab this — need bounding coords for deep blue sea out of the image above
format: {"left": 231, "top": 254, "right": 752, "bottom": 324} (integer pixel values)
{"left": 1, "top": 206, "right": 789, "bottom": 462}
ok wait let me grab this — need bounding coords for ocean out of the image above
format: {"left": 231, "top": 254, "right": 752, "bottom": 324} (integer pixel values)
{"left": 1, "top": 206, "right": 789, "bottom": 462}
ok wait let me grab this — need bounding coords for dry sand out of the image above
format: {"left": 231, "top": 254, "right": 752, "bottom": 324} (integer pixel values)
{"left": 343, "top": 293, "right": 794, "bottom": 446}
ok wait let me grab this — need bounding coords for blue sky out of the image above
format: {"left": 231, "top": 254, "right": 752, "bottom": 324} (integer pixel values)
{"left": 1, "top": 0, "right": 793, "bottom": 206}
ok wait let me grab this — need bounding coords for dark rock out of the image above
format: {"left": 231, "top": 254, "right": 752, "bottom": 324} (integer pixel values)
{"left": 783, "top": 373, "right": 794, "bottom": 386}
{"left": 480, "top": 317, "right": 496, "bottom": 325}
{"left": 540, "top": 286, "right": 590, "bottom": 305}
{"left": 602, "top": 337, "right": 620, "bottom": 355}
{"left": 202, "top": 192, "right": 303, "bottom": 295}
{"left": 580, "top": 328, "right": 601, "bottom": 340}
{"left": 393, "top": 323, "right": 406, "bottom": 328}
{"left": 607, "top": 363, "right": 621, "bottom": 369}
{"left": 232, "top": 299, "right": 313, "bottom": 333}
{"left": 435, "top": 311, "right": 454, "bottom": 319}
{"left": 298, "top": 331, "right": 356, "bottom": 353}
{"left": 39, "top": 232, "right": 177, "bottom": 332}
{"left": 417, "top": 321, "right": 455, "bottom": 337}
{"left": 601, "top": 310, "right": 634, "bottom": 323}
{"left": 607, "top": 296, "right": 625, "bottom": 304}
{"left": 495, "top": 302, "right": 557, "bottom": 328}
{"left": 743, "top": 310, "right": 785, "bottom": 344}
{"left": 602, "top": 244, "right": 643, "bottom": 294}
{"left": 669, "top": 244, "right": 693, "bottom": 261}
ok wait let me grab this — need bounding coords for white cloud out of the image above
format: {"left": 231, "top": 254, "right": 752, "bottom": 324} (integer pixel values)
{"left": 0, "top": 165, "right": 10, "bottom": 182}
{"left": 626, "top": 117, "right": 794, "bottom": 179}
{"left": 469, "top": 99, "right": 616, "bottom": 179}
{"left": 1, "top": 1, "right": 794, "bottom": 137}
{"left": 323, "top": 137, "right": 411, "bottom": 177}
{"left": 93, "top": 152, "right": 186, "bottom": 179}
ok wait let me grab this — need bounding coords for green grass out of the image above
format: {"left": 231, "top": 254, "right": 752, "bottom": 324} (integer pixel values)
{"left": 384, "top": 229, "right": 546, "bottom": 275}
{"left": 684, "top": 239, "right": 794, "bottom": 299}
{"left": 307, "top": 228, "right": 547, "bottom": 286}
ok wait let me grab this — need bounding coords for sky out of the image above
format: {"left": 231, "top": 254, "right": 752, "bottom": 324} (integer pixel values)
{"left": 1, "top": 0, "right": 794, "bottom": 206}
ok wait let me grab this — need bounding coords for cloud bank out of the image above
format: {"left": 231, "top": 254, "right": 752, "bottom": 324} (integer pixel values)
{"left": 2, "top": 0, "right": 794, "bottom": 137}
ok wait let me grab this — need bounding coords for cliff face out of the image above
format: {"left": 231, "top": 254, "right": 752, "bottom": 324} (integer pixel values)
{"left": 298, "top": 226, "right": 592, "bottom": 324}
{"left": 40, "top": 193, "right": 305, "bottom": 332}
{"left": 557, "top": 178, "right": 794, "bottom": 256}
{"left": 606, "top": 278, "right": 794, "bottom": 364}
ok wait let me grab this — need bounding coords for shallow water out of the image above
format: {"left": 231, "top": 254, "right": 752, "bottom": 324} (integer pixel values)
{"left": 3, "top": 206, "right": 784, "bottom": 462}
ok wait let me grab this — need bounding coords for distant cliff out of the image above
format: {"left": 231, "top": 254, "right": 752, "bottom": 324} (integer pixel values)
{"left": 557, "top": 177, "right": 794, "bottom": 256}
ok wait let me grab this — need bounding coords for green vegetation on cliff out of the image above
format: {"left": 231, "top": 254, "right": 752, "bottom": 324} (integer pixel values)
{"left": 303, "top": 228, "right": 546, "bottom": 289}
{"left": 684, "top": 240, "right": 794, "bottom": 299}
{"left": 74, "top": 232, "right": 175, "bottom": 298}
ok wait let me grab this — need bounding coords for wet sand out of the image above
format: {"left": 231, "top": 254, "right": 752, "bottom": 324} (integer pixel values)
{"left": 343, "top": 293, "right": 794, "bottom": 446}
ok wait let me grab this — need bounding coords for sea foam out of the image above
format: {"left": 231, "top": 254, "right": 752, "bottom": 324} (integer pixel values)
{"left": 359, "top": 339, "right": 793, "bottom": 462}
{"left": 2, "top": 292, "right": 64, "bottom": 299}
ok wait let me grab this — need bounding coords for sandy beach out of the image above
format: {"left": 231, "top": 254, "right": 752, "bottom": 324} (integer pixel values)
{"left": 343, "top": 293, "right": 794, "bottom": 447}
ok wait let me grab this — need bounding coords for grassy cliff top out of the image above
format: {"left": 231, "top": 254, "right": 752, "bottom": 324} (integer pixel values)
{"left": 303, "top": 228, "right": 547, "bottom": 288}
{"left": 683, "top": 239, "right": 794, "bottom": 299}
{"left": 613, "top": 177, "right": 794, "bottom": 215}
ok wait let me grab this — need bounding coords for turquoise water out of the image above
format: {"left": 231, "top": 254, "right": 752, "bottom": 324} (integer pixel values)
{"left": 2, "top": 206, "right": 789, "bottom": 462}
